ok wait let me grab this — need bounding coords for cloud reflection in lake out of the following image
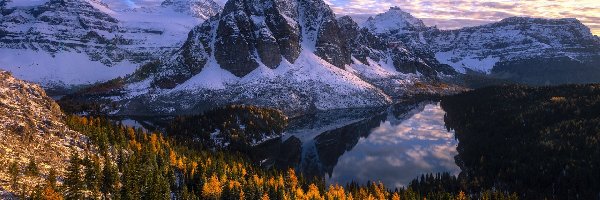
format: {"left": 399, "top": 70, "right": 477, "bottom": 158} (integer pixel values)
{"left": 327, "top": 103, "right": 459, "bottom": 188}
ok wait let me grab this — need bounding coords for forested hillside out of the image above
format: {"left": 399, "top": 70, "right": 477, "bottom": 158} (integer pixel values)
{"left": 46, "top": 115, "right": 490, "bottom": 200}
{"left": 442, "top": 84, "right": 600, "bottom": 199}
{"left": 167, "top": 105, "right": 288, "bottom": 151}
{"left": 4, "top": 108, "right": 518, "bottom": 199}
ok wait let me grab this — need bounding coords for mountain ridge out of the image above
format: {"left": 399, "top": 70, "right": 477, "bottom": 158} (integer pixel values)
{"left": 59, "top": 0, "right": 462, "bottom": 117}
{"left": 0, "top": 0, "right": 221, "bottom": 87}
{"left": 364, "top": 7, "right": 600, "bottom": 84}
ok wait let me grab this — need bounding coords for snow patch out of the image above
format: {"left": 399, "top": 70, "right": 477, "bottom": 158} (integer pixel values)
{"left": 0, "top": 49, "right": 137, "bottom": 86}
{"left": 434, "top": 51, "right": 500, "bottom": 74}
{"left": 5, "top": 0, "right": 49, "bottom": 8}
{"left": 172, "top": 59, "right": 240, "bottom": 91}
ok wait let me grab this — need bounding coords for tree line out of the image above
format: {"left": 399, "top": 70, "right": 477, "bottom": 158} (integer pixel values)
{"left": 442, "top": 84, "right": 600, "bottom": 199}
{"left": 6, "top": 105, "right": 520, "bottom": 199}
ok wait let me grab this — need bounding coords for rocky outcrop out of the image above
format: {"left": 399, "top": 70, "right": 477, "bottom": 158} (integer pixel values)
{"left": 150, "top": 0, "right": 361, "bottom": 84}
{"left": 162, "top": 0, "right": 221, "bottom": 19}
{"left": 338, "top": 15, "right": 454, "bottom": 77}
{"left": 0, "top": 71, "right": 85, "bottom": 196}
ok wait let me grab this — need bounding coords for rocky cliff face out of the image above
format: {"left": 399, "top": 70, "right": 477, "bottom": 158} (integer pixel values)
{"left": 162, "top": 0, "right": 221, "bottom": 19}
{"left": 151, "top": 0, "right": 359, "bottom": 86}
{"left": 0, "top": 71, "right": 85, "bottom": 196}
{"left": 70, "top": 0, "right": 463, "bottom": 117}
{"left": 0, "top": 0, "right": 221, "bottom": 87}
{"left": 337, "top": 15, "right": 454, "bottom": 77}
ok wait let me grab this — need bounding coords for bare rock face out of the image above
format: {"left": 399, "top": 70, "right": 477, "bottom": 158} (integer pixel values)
{"left": 337, "top": 16, "right": 387, "bottom": 65}
{"left": 212, "top": 0, "right": 304, "bottom": 76}
{"left": 152, "top": 0, "right": 356, "bottom": 82}
{"left": 337, "top": 15, "right": 451, "bottom": 77}
{"left": 314, "top": 18, "right": 352, "bottom": 69}
{"left": 300, "top": 0, "right": 351, "bottom": 69}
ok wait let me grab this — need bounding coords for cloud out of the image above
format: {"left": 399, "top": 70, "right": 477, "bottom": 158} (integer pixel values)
{"left": 325, "top": 0, "right": 600, "bottom": 34}
{"left": 327, "top": 103, "right": 460, "bottom": 188}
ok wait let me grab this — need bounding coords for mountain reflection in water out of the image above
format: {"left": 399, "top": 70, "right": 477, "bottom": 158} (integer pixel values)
{"left": 252, "top": 101, "right": 460, "bottom": 188}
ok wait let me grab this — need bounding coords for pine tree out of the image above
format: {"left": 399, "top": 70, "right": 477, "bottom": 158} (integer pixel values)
{"left": 8, "top": 161, "right": 20, "bottom": 191}
{"left": 63, "top": 153, "right": 84, "bottom": 200}
{"left": 83, "top": 156, "right": 101, "bottom": 199}
{"left": 26, "top": 158, "right": 39, "bottom": 177}
{"left": 101, "top": 159, "right": 118, "bottom": 199}
{"left": 47, "top": 169, "right": 58, "bottom": 191}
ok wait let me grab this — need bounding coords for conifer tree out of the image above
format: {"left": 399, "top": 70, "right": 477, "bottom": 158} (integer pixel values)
{"left": 26, "top": 158, "right": 39, "bottom": 177}
{"left": 8, "top": 161, "right": 20, "bottom": 191}
{"left": 101, "top": 159, "right": 118, "bottom": 199}
{"left": 83, "top": 156, "right": 101, "bottom": 199}
{"left": 47, "top": 169, "right": 58, "bottom": 191}
{"left": 63, "top": 153, "right": 84, "bottom": 200}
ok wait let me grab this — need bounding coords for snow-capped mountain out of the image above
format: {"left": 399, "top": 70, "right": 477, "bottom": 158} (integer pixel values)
{"left": 64, "top": 0, "right": 458, "bottom": 116}
{"left": 0, "top": 0, "right": 221, "bottom": 88}
{"left": 363, "top": 6, "right": 426, "bottom": 35}
{"left": 366, "top": 7, "right": 600, "bottom": 85}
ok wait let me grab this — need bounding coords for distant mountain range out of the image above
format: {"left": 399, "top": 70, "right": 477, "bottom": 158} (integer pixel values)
{"left": 365, "top": 7, "right": 600, "bottom": 85}
{"left": 0, "top": 0, "right": 220, "bottom": 87}
{"left": 2, "top": 0, "right": 600, "bottom": 116}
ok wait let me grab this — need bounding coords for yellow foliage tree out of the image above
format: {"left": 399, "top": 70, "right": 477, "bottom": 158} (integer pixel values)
{"left": 306, "top": 184, "right": 324, "bottom": 200}
{"left": 202, "top": 174, "right": 223, "bottom": 200}
{"left": 261, "top": 193, "right": 270, "bottom": 200}
{"left": 169, "top": 150, "right": 177, "bottom": 166}
{"left": 325, "top": 185, "right": 346, "bottom": 200}
{"left": 287, "top": 169, "right": 298, "bottom": 189}
{"left": 42, "top": 185, "right": 64, "bottom": 200}
{"left": 457, "top": 191, "right": 468, "bottom": 200}
{"left": 391, "top": 192, "right": 400, "bottom": 200}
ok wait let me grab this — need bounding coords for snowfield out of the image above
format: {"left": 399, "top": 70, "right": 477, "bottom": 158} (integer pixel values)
{"left": 0, "top": 0, "right": 220, "bottom": 88}
{"left": 0, "top": 49, "right": 138, "bottom": 86}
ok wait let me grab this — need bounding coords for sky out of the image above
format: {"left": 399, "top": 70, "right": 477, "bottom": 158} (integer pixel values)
{"left": 213, "top": 0, "right": 600, "bottom": 35}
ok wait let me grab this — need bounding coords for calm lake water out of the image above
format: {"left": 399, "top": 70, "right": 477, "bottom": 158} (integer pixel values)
{"left": 114, "top": 101, "right": 461, "bottom": 188}
{"left": 255, "top": 101, "right": 460, "bottom": 188}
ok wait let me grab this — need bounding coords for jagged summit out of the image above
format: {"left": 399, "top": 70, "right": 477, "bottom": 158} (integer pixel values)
{"left": 363, "top": 6, "right": 427, "bottom": 34}
{"left": 362, "top": 9, "right": 600, "bottom": 84}
{"left": 148, "top": 0, "right": 353, "bottom": 87}
{"left": 65, "top": 0, "right": 460, "bottom": 117}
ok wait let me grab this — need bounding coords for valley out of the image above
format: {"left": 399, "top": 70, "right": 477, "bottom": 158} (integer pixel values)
{"left": 1, "top": 0, "right": 600, "bottom": 199}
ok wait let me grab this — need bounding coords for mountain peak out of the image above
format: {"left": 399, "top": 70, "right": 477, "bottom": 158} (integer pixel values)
{"left": 161, "top": 0, "right": 221, "bottom": 19}
{"left": 364, "top": 6, "right": 426, "bottom": 34}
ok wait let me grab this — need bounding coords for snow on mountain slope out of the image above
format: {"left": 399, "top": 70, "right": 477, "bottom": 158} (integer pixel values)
{"left": 363, "top": 6, "right": 426, "bottom": 35}
{"left": 427, "top": 17, "right": 600, "bottom": 74}
{"left": 4, "top": 0, "right": 49, "bottom": 8}
{"left": 0, "top": 49, "right": 138, "bottom": 87}
{"left": 0, "top": 0, "right": 220, "bottom": 88}
{"left": 60, "top": 0, "right": 464, "bottom": 117}
{"left": 365, "top": 7, "right": 600, "bottom": 84}
{"left": 112, "top": 50, "right": 392, "bottom": 116}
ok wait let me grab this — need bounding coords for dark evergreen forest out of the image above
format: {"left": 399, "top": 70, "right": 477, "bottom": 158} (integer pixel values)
{"left": 442, "top": 84, "right": 600, "bottom": 199}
